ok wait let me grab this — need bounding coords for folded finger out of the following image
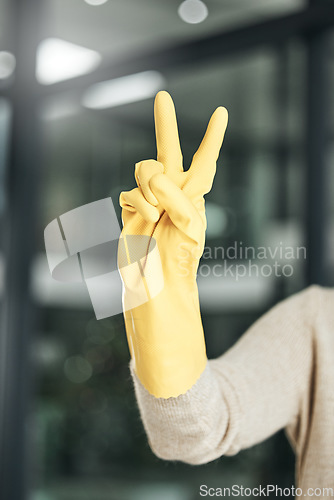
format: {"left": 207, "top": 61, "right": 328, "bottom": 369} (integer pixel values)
{"left": 120, "top": 188, "right": 160, "bottom": 223}
{"left": 135, "top": 160, "right": 164, "bottom": 206}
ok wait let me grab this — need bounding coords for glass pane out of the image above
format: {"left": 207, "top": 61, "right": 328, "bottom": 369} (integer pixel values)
{"left": 0, "top": 0, "right": 15, "bottom": 90}
{"left": 3, "top": 0, "right": 333, "bottom": 498}
{"left": 39, "top": 0, "right": 306, "bottom": 64}
{"left": 32, "top": 40, "right": 306, "bottom": 498}
{"left": 0, "top": 0, "right": 11, "bottom": 50}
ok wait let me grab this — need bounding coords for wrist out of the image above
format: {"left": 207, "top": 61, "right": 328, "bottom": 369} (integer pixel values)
{"left": 124, "top": 285, "right": 207, "bottom": 398}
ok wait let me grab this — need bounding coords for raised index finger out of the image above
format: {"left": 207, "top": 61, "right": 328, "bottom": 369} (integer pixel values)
{"left": 154, "top": 91, "right": 183, "bottom": 174}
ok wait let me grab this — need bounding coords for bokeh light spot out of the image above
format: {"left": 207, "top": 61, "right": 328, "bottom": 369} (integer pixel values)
{"left": 64, "top": 355, "right": 93, "bottom": 383}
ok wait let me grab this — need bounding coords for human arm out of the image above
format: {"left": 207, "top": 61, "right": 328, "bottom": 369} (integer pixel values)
{"left": 130, "top": 285, "right": 317, "bottom": 464}
{"left": 118, "top": 90, "right": 228, "bottom": 398}
{"left": 118, "top": 91, "right": 316, "bottom": 464}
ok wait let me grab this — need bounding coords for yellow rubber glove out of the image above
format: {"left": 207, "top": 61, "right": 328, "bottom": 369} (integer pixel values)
{"left": 118, "top": 91, "right": 228, "bottom": 398}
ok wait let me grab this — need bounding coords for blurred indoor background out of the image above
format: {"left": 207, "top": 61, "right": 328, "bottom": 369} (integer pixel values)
{"left": 0, "top": 0, "right": 334, "bottom": 499}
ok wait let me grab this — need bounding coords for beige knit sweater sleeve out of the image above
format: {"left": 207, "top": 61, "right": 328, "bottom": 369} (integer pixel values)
{"left": 130, "top": 285, "right": 318, "bottom": 465}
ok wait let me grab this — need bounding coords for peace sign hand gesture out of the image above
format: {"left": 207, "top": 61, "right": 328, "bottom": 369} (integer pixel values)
{"left": 119, "top": 91, "right": 228, "bottom": 398}
{"left": 120, "top": 91, "right": 228, "bottom": 266}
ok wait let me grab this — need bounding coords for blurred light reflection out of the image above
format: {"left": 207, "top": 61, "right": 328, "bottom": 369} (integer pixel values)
{"left": 36, "top": 38, "right": 101, "bottom": 85}
{"left": 0, "top": 51, "right": 16, "bottom": 79}
{"left": 178, "top": 0, "right": 208, "bottom": 24}
{"left": 82, "top": 71, "right": 166, "bottom": 109}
